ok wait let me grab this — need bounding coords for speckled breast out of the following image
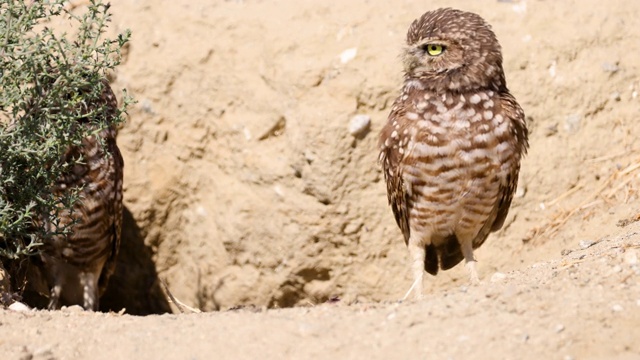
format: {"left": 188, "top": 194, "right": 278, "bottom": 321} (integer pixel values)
{"left": 399, "top": 88, "right": 516, "bottom": 242}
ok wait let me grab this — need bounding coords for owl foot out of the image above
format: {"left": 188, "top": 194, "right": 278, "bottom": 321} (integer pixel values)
{"left": 465, "top": 260, "right": 480, "bottom": 285}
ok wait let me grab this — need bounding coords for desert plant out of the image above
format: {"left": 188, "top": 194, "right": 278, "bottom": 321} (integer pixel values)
{"left": 0, "top": 0, "right": 131, "bottom": 261}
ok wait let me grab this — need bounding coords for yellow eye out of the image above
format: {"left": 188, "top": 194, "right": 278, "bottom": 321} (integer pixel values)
{"left": 425, "top": 44, "right": 445, "bottom": 56}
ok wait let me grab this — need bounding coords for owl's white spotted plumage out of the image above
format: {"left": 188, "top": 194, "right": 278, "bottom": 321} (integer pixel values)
{"left": 378, "top": 8, "right": 528, "bottom": 299}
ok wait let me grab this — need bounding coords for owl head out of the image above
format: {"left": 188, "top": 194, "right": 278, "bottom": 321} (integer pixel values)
{"left": 402, "top": 8, "right": 506, "bottom": 92}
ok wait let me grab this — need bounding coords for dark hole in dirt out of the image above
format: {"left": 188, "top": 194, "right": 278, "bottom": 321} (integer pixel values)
{"left": 99, "top": 207, "right": 171, "bottom": 315}
{"left": 13, "top": 207, "right": 171, "bottom": 315}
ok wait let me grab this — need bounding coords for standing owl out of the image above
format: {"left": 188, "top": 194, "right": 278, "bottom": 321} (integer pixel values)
{"left": 26, "top": 78, "right": 124, "bottom": 311}
{"left": 379, "top": 8, "right": 528, "bottom": 299}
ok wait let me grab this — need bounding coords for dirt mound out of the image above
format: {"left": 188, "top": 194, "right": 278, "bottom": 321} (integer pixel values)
{"left": 99, "top": 0, "right": 640, "bottom": 312}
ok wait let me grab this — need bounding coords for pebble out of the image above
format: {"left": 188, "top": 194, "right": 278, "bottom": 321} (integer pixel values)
{"left": 61, "top": 305, "right": 85, "bottom": 313}
{"left": 610, "top": 91, "right": 621, "bottom": 102}
{"left": 490, "top": 272, "right": 507, "bottom": 283}
{"left": 8, "top": 301, "right": 32, "bottom": 312}
{"left": 339, "top": 47, "right": 358, "bottom": 64}
{"left": 624, "top": 250, "right": 638, "bottom": 265}
{"left": 611, "top": 304, "right": 624, "bottom": 312}
{"left": 273, "top": 185, "right": 285, "bottom": 197}
{"left": 457, "top": 335, "right": 470, "bottom": 342}
{"left": 348, "top": 114, "right": 371, "bottom": 137}
{"left": 343, "top": 221, "right": 362, "bottom": 235}
{"left": 257, "top": 116, "right": 286, "bottom": 140}
{"left": 579, "top": 240, "right": 595, "bottom": 249}
{"left": 564, "top": 114, "right": 582, "bottom": 133}
{"left": 542, "top": 123, "right": 558, "bottom": 137}
{"left": 548, "top": 60, "right": 557, "bottom": 78}
{"left": 555, "top": 324, "right": 565, "bottom": 333}
{"left": 140, "top": 98, "right": 154, "bottom": 114}
{"left": 601, "top": 62, "right": 620, "bottom": 73}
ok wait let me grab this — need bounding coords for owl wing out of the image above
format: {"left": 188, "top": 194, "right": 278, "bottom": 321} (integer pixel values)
{"left": 98, "top": 136, "right": 123, "bottom": 294}
{"left": 491, "top": 92, "right": 528, "bottom": 232}
{"left": 97, "top": 83, "right": 125, "bottom": 295}
{"left": 379, "top": 103, "right": 411, "bottom": 244}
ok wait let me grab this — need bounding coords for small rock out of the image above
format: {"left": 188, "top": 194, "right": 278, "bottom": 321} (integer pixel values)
{"left": 612, "top": 304, "right": 624, "bottom": 312}
{"left": 624, "top": 250, "right": 638, "bottom": 265}
{"left": 561, "top": 249, "right": 573, "bottom": 256}
{"left": 258, "top": 116, "right": 286, "bottom": 141}
{"left": 8, "top": 301, "right": 32, "bottom": 312}
{"left": 601, "top": 62, "right": 620, "bottom": 74}
{"left": 490, "top": 272, "right": 507, "bottom": 283}
{"left": 273, "top": 185, "right": 285, "bottom": 198}
{"left": 611, "top": 265, "right": 622, "bottom": 273}
{"left": 33, "top": 347, "right": 53, "bottom": 359}
{"left": 343, "top": 221, "right": 362, "bottom": 235}
{"left": 548, "top": 60, "right": 557, "bottom": 78}
{"left": 555, "top": 324, "right": 565, "bottom": 333}
{"left": 457, "top": 335, "right": 470, "bottom": 342}
{"left": 303, "top": 150, "right": 316, "bottom": 164}
{"left": 195, "top": 205, "right": 208, "bottom": 217}
{"left": 579, "top": 240, "right": 595, "bottom": 249}
{"left": 564, "top": 114, "right": 582, "bottom": 133}
{"left": 543, "top": 123, "right": 558, "bottom": 137}
{"left": 512, "top": 1, "right": 527, "bottom": 14}
{"left": 610, "top": 92, "right": 621, "bottom": 102}
{"left": 140, "top": 98, "right": 154, "bottom": 114}
{"left": 61, "top": 305, "right": 84, "bottom": 313}
{"left": 348, "top": 114, "right": 371, "bottom": 137}
{"left": 339, "top": 47, "right": 358, "bottom": 64}
{"left": 515, "top": 186, "right": 526, "bottom": 198}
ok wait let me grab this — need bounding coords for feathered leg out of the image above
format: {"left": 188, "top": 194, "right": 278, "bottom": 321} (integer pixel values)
{"left": 460, "top": 238, "right": 480, "bottom": 285}
{"left": 404, "top": 239, "right": 426, "bottom": 300}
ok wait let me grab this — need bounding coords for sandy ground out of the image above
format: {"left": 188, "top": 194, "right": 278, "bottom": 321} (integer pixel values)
{"left": 2, "top": 226, "right": 639, "bottom": 359}
{"left": 2, "top": 0, "right": 640, "bottom": 358}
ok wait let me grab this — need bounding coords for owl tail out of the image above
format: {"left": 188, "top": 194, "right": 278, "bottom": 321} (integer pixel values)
{"left": 424, "top": 234, "right": 465, "bottom": 275}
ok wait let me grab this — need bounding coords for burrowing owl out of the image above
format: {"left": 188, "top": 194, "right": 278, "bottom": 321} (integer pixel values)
{"left": 27, "top": 78, "right": 124, "bottom": 311}
{"left": 379, "top": 8, "right": 528, "bottom": 299}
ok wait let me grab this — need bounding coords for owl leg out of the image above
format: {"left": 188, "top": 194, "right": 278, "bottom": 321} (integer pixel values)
{"left": 48, "top": 284, "right": 62, "bottom": 310}
{"left": 460, "top": 239, "right": 480, "bottom": 285}
{"left": 79, "top": 272, "right": 99, "bottom": 311}
{"left": 403, "top": 240, "right": 426, "bottom": 301}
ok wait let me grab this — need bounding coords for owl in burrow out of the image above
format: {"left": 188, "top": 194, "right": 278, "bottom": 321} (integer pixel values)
{"left": 378, "top": 8, "right": 528, "bottom": 300}
{"left": 26, "top": 78, "right": 124, "bottom": 311}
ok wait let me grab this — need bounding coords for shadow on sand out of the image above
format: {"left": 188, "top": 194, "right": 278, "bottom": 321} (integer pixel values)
{"left": 99, "top": 206, "right": 172, "bottom": 315}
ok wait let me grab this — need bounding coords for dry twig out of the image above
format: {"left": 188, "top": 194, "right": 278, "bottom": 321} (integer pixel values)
{"left": 160, "top": 279, "right": 202, "bottom": 314}
{"left": 525, "top": 158, "right": 640, "bottom": 243}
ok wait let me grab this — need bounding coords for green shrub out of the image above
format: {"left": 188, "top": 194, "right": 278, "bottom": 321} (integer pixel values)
{"left": 0, "top": 0, "right": 131, "bottom": 260}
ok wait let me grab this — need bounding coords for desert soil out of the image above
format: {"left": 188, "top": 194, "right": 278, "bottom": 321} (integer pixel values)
{"left": 2, "top": 0, "right": 640, "bottom": 359}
